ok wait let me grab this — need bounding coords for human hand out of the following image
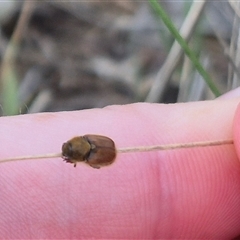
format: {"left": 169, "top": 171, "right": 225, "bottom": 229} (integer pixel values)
{"left": 0, "top": 95, "right": 240, "bottom": 238}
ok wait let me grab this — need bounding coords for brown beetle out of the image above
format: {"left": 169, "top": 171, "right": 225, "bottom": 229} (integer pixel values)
{"left": 62, "top": 134, "right": 116, "bottom": 168}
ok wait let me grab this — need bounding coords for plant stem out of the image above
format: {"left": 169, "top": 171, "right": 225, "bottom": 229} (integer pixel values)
{"left": 117, "top": 139, "right": 233, "bottom": 153}
{"left": 0, "top": 139, "right": 233, "bottom": 164}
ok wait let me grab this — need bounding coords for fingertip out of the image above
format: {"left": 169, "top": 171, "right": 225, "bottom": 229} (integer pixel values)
{"left": 233, "top": 101, "right": 240, "bottom": 163}
{"left": 218, "top": 87, "right": 240, "bottom": 99}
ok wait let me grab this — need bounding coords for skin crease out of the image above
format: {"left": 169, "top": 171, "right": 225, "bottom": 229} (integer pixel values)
{"left": 0, "top": 95, "right": 240, "bottom": 238}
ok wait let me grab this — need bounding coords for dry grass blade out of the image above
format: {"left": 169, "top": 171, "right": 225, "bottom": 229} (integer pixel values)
{"left": 229, "top": 1, "right": 240, "bottom": 19}
{"left": 146, "top": 0, "right": 206, "bottom": 102}
{"left": 177, "top": 55, "right": 192, "bottom": 102}
{"left": 230, "top": 2, "right": 240, "bottom": 89}
{"left": 205, "top": 8, "right": 240, "bottom": 90}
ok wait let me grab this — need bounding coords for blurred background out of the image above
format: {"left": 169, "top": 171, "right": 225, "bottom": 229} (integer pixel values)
{"left": 0, "top": 1, "right": 238, "bottom": 115}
